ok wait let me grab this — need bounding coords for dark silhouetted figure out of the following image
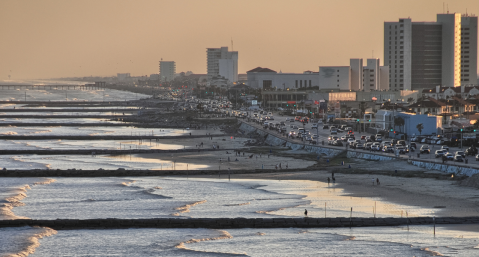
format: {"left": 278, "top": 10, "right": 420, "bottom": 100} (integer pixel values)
{"left": 327, "top": 177, "right": 330, "bottom": 184}
{"left": 376, "top": 178, "right": 380, "bottom": 185}
{"left": 304, "top": 209, "right": 308, "bottom": 216}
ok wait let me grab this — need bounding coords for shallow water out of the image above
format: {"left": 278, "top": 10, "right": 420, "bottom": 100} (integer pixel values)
{"left": 26, "top": 226, "right": 479, "bottom": 256}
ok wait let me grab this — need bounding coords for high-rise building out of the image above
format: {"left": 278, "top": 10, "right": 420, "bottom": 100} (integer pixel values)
{"left": 159, "top": 61, "right": 176, "bottom": 82}
{"left": 461, "top": 15, "right": 478, "bottom": 85}
{"left": 207, "top": 47, "right": 238, "bottom": 83}
{"left": 384, "top": 13, "right": 478, "bottom": 91}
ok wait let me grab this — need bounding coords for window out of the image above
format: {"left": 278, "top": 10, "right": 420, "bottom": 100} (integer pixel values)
{"left": 337, "top": 80, "right": 339, "bottom": 82}
{"left": 400, "top": 65, "right": 403, "bottom": 68}
{"left": 337, "top": 75, "right": 339, "bottom": 77}
{"left": 295, "top": 80, "right": 298, "bottom": 87}
{"left": 400, "top": 30, "right": 404, "bottom": 33}
{"left": 400, "top": 36, "right": 404, "bottom": 39}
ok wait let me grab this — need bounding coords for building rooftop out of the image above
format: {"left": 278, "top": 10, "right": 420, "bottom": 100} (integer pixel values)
{"left": 246, "top": 67, "right": 277, "bottom": 73}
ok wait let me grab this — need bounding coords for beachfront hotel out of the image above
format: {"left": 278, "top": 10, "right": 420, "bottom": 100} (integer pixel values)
{"left": 384, "top": 13, "right": 478, "bottom": 91}
{"left": 206, "top": 46, "right": 238, "bottom": 83}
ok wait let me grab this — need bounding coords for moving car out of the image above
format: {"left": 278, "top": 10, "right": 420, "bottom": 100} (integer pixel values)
{"left": 435, "top": 150, "right": 446, "bottom": 158}
{"left": 420, "top": 145, "right": 430, "bottom": 154}
{"left": 444, "top": 153, "right": 454, "bottom": 160}
{"left": 455, "top": 151, "right": 466, "bottom": 158}
{"left": 454, "top": 155, "right": 464, "bottom": 162}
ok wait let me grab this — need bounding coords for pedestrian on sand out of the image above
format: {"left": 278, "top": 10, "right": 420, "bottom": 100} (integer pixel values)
{"left": 304, "top": 209, "right": 308, "bottom": 216}
{"left": 327, "top": 177, "right": 330, "bottom": 184}
{"left": 372, "top": 178, "right": 375, "bottom": 185}
{"left": 376, "top": 178, "right": 380, "bottom": 185}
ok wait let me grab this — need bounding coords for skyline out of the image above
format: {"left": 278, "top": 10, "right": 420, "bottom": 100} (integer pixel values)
{"left": 1, "top": 0, "right": 479, "bottom": 80}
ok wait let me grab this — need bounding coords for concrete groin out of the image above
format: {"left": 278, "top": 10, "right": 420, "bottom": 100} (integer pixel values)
{"left": 0, "top": 123, "right": 175, "bottom": 127}
{"left": 0, "top": 108, "right": 138, "bottom": 113}
{"left": 0, "top": 168, "right": 308, "bottom": 177}
{"left": 0, "top": 148, "right": 234, "bottom": 155}
{"left": 0, "top": 217, "right": 477, "bottom": 230}
{"left": 0, "top": 134, "right": 227, "bottom": 140}
{"left": 0, "top": 115, "right": 131, "bottom": 119}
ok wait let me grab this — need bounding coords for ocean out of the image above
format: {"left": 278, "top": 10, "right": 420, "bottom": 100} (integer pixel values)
{"left": 0, "top": 82, "right": 478, "bottom": 256}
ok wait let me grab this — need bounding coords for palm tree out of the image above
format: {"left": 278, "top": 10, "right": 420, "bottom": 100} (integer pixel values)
{"left": 394, "top": 117, "right": 405, "bottom": 132}
{"left": 416, "top": 123, "right": 424, "bottom": 135}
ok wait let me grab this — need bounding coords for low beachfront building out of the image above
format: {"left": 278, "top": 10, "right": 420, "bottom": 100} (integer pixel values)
{"left": 392, "top": 112, "right": 440, "bottom": 138}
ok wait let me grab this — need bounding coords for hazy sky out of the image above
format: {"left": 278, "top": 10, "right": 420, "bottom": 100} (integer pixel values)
{"left": 1, "top": 0, "right": 478, "bottom": 79}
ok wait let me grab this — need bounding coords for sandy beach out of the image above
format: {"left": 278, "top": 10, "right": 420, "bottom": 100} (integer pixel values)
{"left": 182, "top": 157, "right": 479, "bottom": 218}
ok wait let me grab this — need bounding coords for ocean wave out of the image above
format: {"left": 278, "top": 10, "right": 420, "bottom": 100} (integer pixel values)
{"left": 141, "top": 188, "right": 172, "bottom": 199}
{"left": 255, "top": 199, "right": 312, "bottom": 216}
{"left": 120, "top": 180, "right": 136, "bottom": 186}
{"left": 1, "top": 179, "right": 55, "bottom": 220}
{"left": 224, "top": 202, "right": 251, "bottom": 206}
{"left": 175, "top": 230, "right": 246, "bottom": 255}
{"left": 420, "top": 247, "right": 444, "bottom": 256}
{"left": 1, "top": 131, "right": 17, "bottom": 135}
{"left": 3, "top": 227, "right": 58, "bottom": 257}
{"left": 173, "top": 200, "right": 207, "bottom": 216}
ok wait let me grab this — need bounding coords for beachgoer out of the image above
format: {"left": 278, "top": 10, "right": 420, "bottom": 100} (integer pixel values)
{"left": 304, "top": 209, "right": 308, "bottom": 216}
{"left": 372, "top": 178, "right": 375, "bottom": 185}
{"left": 376, "top": 178, "right": 380, "bottom": 185}
{"left": 327, "top": 177, "right": 330, "bottom": 183}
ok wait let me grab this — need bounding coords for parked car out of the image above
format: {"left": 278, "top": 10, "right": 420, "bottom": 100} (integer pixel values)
{"left": 372, "top": 145, "right": 381, "bottom": 151}
{"left": 356, "top": 143, "right": 364, "bottom": 149}
{"left": 420, "top": 145, "right": 430, "bottom": 154}
{"left": 361, "top": 135, "right": 366, "bottom": 140}
{"left": 397, "top": 140, "right": 406, "bottom": 146}
{"left": 410, "top": 142, "right": 417, "bottom": 149}
{"left": 435, "top": 150, "right": 446, "bottom": 158}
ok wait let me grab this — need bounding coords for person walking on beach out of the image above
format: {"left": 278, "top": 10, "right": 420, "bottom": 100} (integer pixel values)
{"left": 376, "top": 178, "right": 380, "bottom": 185}
{"left": 327, "top": 177, "right": 330, "bottom": 184}
{"left": 304, "top": 209, "right": 308, "bottom": 216}
{"left": 372, "top": 178, "right": 375, "bottom": 185}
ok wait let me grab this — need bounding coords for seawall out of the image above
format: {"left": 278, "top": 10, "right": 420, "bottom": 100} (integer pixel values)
{"left": 1, "top": 217, "right": 477, "bottom": 230}
{"left": 239, "top": 122, "right": 343, "bottom": 158}
{"left": 346, "top": 151, "right": 479, "bottom": 176}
